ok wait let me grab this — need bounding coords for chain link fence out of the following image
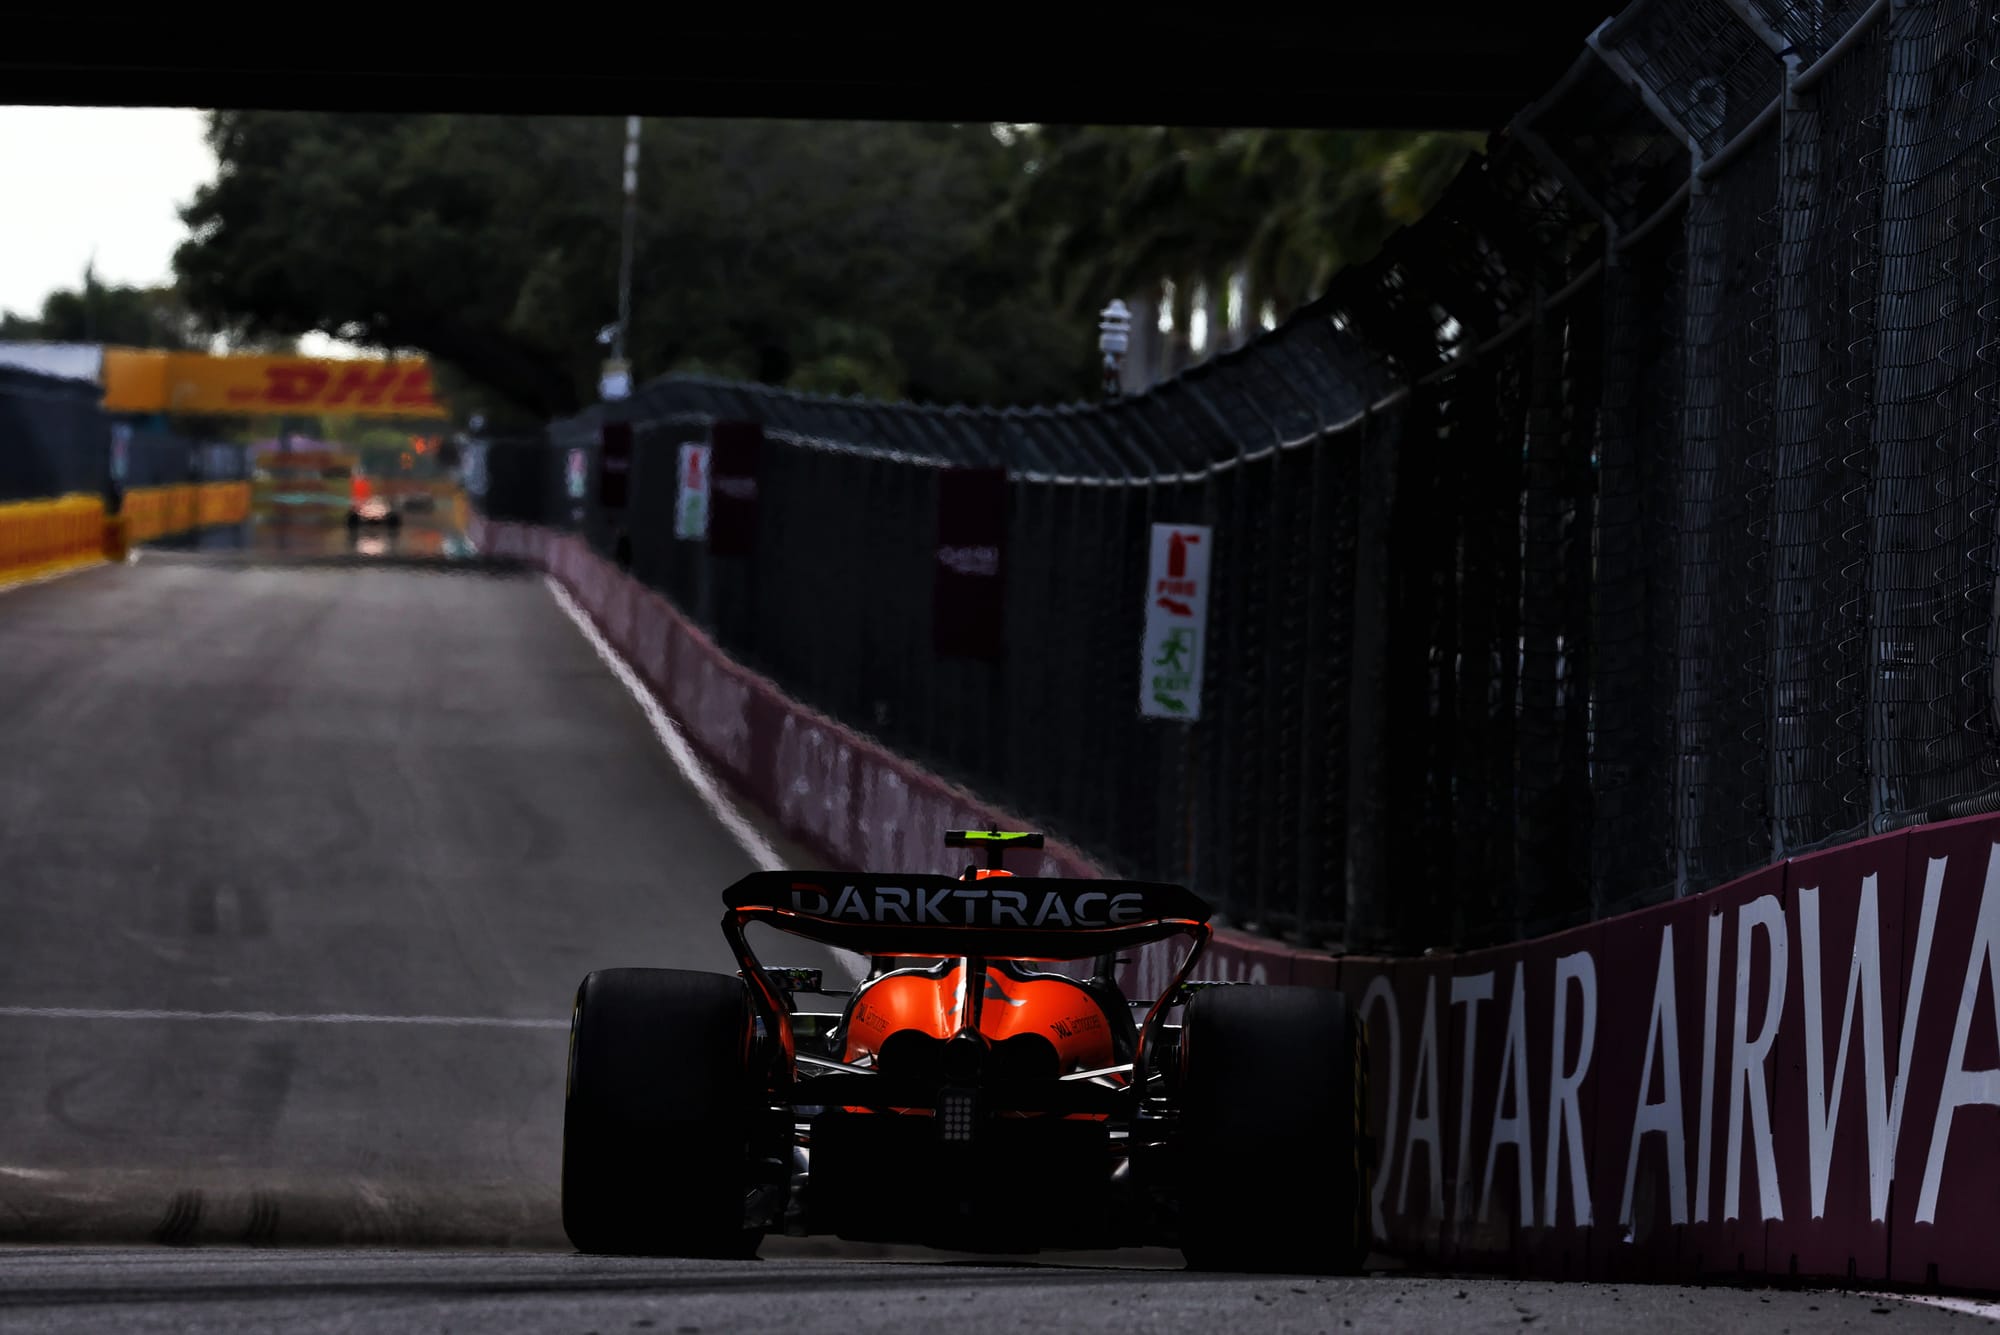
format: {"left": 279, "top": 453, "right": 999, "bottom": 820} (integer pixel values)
{"left": 474, "top": 0, "right": 2000, "bottom": 955}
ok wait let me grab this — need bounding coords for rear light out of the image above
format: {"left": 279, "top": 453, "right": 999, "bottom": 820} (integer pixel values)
{"left": 939, "top": 1089, "right": 975, "bottom": 1142}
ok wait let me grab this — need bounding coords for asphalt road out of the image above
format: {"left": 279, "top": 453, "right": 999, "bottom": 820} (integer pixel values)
{"left": 0, "top": 553, "right": 1990, "bottom": 1331}
{"left": 0, "top": 1248, "right": 1988, "bottom": 1334}
{"left": 0, "top": 555, "right": 842, "bottom": 1249}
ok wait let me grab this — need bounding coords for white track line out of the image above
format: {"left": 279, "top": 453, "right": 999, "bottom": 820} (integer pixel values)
{"left": 543, "top": 575, "right": 866, "bottom": 985}
{"left": 0, "top": 1005, "right": 564, "bottom": 1029}
{"left": 1860, "top": 1293, "right": 2000, "bottom": 1321}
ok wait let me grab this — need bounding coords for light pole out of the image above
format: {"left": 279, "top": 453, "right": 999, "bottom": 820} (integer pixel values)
{"left": 604, "top": 115, "right": 640, "bottom": 401}
{"left": 1098, "top": 298, "right": 1132, "bottom": 399}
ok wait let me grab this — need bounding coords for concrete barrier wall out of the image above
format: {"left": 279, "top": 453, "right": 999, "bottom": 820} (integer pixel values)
{"left": 477, "top": 513, "right": 2000, "bottom": 1292}
{"left": 1310, "top": 820, "right": 2000, "bottom": 1291}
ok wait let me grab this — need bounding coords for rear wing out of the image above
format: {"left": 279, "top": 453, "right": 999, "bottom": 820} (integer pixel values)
{"left": 721, "top": 870, "right": 1210, "bottom": 961}
{"left": 722, "top": 869, "right": 1215, "bottom": 1077}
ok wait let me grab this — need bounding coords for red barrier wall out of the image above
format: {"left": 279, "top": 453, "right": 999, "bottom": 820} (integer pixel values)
{"left": 477, "top": 515, "right": 2000, "bottom": 1292}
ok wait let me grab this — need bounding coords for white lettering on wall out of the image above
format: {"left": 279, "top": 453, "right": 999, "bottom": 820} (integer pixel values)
{"left": 1360, "top": 975, "right": 1402, "bottom": 1241}
{"left": 1399, "top": 975, "right": 1445, "bottom": 1220}
{"left": 1695, "top": 911, "right": 1723, "bottom": 1224}
{"left": 1725, "top": 894, "right": 1788, "bottom": 1222}
{"left": 1896, "top": 856, "right": 1945, "bottom": 1217}
{"left": 1451, "top": 972, "right": 1496, "bottom": 1224}
{"left": 1919, "top": 842, "right": 2000, "bottom": 1224}
{"left": 1545, "top": 949, "right": 1597, "bottom": 1228}
{"left": 1621, "top": 926, "right": 1688, "bottom": 1228}
{"left": 1481, "top": 961, "right": 1535, "bottom": 1226}
{"left": 1794, "top": 856, "right": 1942, "bottom": 1225}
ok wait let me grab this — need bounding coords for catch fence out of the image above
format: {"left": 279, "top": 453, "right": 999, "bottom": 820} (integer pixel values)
{"left": 474, "top": 0, "right": 2000, "bottom": 954}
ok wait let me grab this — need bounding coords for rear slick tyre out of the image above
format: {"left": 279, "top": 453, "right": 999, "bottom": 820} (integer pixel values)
{"left": 1174, "top": 985, "right": 1369, "bottom": 1275}
{"left": 561, "top": 967, "right": 764, "bottom": 1258}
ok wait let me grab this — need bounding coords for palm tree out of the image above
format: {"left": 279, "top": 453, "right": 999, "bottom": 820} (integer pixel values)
{"left": 994, "top": 125, "right": 1485, "bottom": 383}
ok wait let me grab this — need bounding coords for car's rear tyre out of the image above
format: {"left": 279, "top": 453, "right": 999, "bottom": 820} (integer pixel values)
{"left": 561, "top": 967, "right": 764, "bottom": 1258}
{"left": 1174, "top": 985, "right": 1369, "bottom": 1275}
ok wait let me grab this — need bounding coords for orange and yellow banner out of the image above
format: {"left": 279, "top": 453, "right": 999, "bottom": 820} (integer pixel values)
{"left": 102, "top": 349, "right": 448, "bottom": 419}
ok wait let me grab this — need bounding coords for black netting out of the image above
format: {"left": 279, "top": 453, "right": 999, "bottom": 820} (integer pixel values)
{"left": 1591, "top": 222, "right": 1683, "bottom": 917}
{"left": 1608, "top": 0, "right": 1785, "bottom": 155}
{"left": 1865, "top": 0, "right": 2000, "bottom": 822}
{"left": 1532, "top": 52, "right": 1693, "bottom": 233}
{"left": 473, "top": 1, "right": 2000, "bottom": 955}
{"left": 1747, "top": 0, "right": 1877, "bottom": 61}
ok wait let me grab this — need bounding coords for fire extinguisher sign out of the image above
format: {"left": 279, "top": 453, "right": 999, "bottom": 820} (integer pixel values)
{"left": 1140, "top": 523, "right": 1211, "bottom": 720}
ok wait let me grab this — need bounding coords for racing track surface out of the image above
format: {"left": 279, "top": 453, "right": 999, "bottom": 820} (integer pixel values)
{"left": 0, "top": 555, "right": 1991, "bottom": 1332}
{"left": 0, "top": 555, "right": 844, "bottom": 1249}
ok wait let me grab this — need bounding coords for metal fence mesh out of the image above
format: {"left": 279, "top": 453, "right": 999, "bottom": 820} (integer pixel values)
{"left": 477, "top": 0, "right": 2000, "bottom": 954}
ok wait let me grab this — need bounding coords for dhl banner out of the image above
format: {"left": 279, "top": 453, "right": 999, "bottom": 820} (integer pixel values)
{"left": 101, "top": 349, "right": 447, "bottom": 419}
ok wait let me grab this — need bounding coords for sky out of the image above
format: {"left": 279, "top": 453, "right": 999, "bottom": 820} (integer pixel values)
{"left": 0, "top": 106, "right": 351, "bottom": 356}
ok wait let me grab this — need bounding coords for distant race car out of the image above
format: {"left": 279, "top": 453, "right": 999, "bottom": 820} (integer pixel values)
{"left": 560, "top": 829, "right": 1372, "bottom": 1272}
{"left": 346, "top": 495, "right": 401, "bottom": 529}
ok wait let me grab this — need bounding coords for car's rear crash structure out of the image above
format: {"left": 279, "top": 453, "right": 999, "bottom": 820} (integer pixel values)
{"left": 561, "top": 830, "right": 1372, "bottom": 1272}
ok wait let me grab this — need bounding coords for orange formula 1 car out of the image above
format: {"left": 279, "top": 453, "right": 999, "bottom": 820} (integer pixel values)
{"left": 560, "top": 830, "right": 1372, "bottom": 1272}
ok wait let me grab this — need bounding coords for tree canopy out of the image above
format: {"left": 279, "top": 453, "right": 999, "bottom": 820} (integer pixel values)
{"left": 993, "top": 125, "right": 1484, "bottom": 334}
{"left": 167, "top": 113, "right": 1480, "bottom": 424}
{"left": 173, "top": 113, "right": 1099, "bottom": 423}
{"left": 1, "top": 264, "right": 216, "bottom": 350}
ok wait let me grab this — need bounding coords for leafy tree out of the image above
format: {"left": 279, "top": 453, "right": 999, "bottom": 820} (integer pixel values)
{"left": 1, "top": 264, "right": 214, "bottom": 350}
{"left": 1, "top": 264, "right": 298, "bottom": 357}
{"left": 994, "top": 125, "right": 1484, "bottom": 340}
{"left": 174, "top": 112, "right": 1098, "bottom": 419}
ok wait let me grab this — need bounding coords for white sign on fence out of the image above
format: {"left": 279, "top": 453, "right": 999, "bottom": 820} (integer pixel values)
{"left": 675, "top": 443, "right": 711, "bottom": 540}
{"left": 1140, "top": 522, "right": 1211, "bottom": 720}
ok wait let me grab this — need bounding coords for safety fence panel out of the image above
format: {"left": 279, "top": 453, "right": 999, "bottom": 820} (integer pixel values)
{"left": 473, "top": 0, "right": 2000, "bottom": 960}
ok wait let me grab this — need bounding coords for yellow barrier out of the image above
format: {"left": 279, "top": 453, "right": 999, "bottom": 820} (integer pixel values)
{"left": 121, "top": 482, "right": 252, "bottom": 544}
{"left": 120, "top": 486, "right": 190, "bottom": 545}
{"left": 197, "top": 481, "right": 251, "bottom": 528}
{"left": 0, "top": 494, "right": 106, "bottom": 583}
{"left": 0, "top": 482, "right": 252, "bottom": 584}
